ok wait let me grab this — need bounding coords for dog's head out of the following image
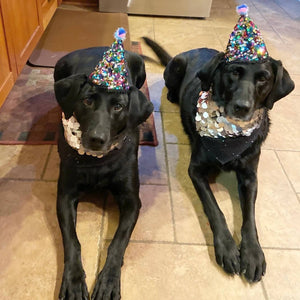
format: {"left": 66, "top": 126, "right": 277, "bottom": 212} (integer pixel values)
{"left": 54, "top": 74, "right": 153, "bottom": 153}
{"left": 197, "top": 52, "right": 294, "bottom": 121}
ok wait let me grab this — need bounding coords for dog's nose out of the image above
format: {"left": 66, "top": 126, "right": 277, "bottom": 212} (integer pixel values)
{"left": 233, "top": 103, "right": 250, "bottom": 117}
{"left": 89, "top": 133, "right": 108, "bottom": 149}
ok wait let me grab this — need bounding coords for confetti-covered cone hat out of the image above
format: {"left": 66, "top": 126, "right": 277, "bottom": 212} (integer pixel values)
{"left": 225, "top": 4, "right": 268, "bottom": 63}
{"left": 89, "top": 27, "right": 129, "bottom": 90}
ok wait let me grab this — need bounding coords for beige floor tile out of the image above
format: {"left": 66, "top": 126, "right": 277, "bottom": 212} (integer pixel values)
{"left": 162, "top": 112, "right": 190, "bottom": 144}
{"left": 0, "top": 180, "right": 104, "bottom": 299}
{"left": 276, "top": 151, "right": 300, "bottom": 193}
{"left": 256, "top": 150, "right": 300, "bottom": 248}
{"left": 120, "top": 243, "right": 265, "bottom": 300}
{"left": 159, "top": 86, "right": 180, "bottom": 113}
{"left": 139, "top": 112, "right": 168, "bottom": 185}
{"left": 153, "top": 17, "right": 223, "bottom": 56}
{"left": 263, "top": 249, "right": 300, "bottom": 300}
{"left": 166, "top": 145, "right": 300, "bottom": 248}
{"left": 103, "top": 185, "right": 174, "bottom": 242}
{"left": 0, "top": 145, "right": 50, "bottom": 179}
{"left": 167, "top": 144, "right": 242, "bottom": 245}
{"left": 290, "top": 74, "right": 300, "bottom": 95}
{"left": 264, "top": 95, "right": 300, "bottom": 151}
{"left": 146, "top": 73, "right": 165, "bottom": 111}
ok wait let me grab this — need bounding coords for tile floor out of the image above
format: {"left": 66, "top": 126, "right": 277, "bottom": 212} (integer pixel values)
{"left": 1, "top": 0, "right": 300, "bottom": 299}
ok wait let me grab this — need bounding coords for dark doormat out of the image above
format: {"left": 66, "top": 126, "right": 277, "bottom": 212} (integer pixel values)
{"left": 28, "top": 8, "right": 131, "bottom": 68}
{"left": 0, "top": 42, "right": 158, "bottom": 147}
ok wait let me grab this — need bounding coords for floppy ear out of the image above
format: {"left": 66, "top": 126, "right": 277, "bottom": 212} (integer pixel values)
{"left": 196, "top": 52, "right": 225, "bottom": 91}
{"left": 54, "top": 74, "right": 88, "bottom": 119}
{"left": 265, "top": 58, "right": 295, "bottom": 109}
{"left": 127, "top": 86, "right": 154, "bottom": 128}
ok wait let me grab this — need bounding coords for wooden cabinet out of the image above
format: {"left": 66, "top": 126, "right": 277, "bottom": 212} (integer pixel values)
{"left": 40, "top": 0, "right": 58, "bottom": 29}
{"left": 0, "top": 8, "right": 15, "bottom": 108}
{"left": 1, "top": 0, "right": 43, "bottom": 74}
{"left": 0, "top": 0, "right": 58, "bottom": 107}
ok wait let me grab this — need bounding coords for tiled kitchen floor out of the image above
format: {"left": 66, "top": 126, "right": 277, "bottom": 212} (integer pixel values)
{"left": 0, "top": 0, "right": 299, "bottom": 299}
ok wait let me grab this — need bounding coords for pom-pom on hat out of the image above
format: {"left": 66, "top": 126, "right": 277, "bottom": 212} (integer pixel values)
{"left": 225, "top": 4, "right": 268, "bottom": 63}
{"left": 89, "top": 27, "right": 129, "bottom": 90}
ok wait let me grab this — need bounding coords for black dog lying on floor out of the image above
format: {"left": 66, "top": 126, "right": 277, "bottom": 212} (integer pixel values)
{"left": 143, "top": 27, "right": 294, "bottom": 282}
{"left": 54, "top": 44, "right": 153, "bottom": 299}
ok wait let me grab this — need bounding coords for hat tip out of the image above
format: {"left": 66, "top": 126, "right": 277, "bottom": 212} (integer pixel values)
{"left": 114, "top": 27, "right": 127, "bottom": 41}
{"left": 236, "top": 4, "right": 249, "bottom": 16}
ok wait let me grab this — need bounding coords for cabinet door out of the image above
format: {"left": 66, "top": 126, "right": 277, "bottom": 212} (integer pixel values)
{"left": 1, "top": 0, "right": 43, "bottom": 73}
{"left": 40, "top": 0, "right": 57, "bottom": 29}
{"left": 0, "top": 8, "right": 15, "bottom": 107}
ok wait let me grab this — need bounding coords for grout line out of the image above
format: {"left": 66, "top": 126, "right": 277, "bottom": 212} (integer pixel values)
{"left": 105, "top": 238, "right": 210, "bottom": 247}
{"left": 40, "top": 144, "right": 53, "bottom": 180}
{"left": 0, "top": 177, "right": 57, "bottom": 182}
{"left": 104, "top": 237, "right": 300, "bottom": 251}
{"left": 261, "top": 246, "right": 300, "bottom": 251}
{"left": 261, "top": 280, "right": 270, "bottom": 300}
{"left": 272, "top": 149, "right": 300, "bottom": 153}
{"left": 274, "top": 150, "right": 300, "bottom": 204}
{"left": 160, "top": 111, "right": 178, "bottom": 243}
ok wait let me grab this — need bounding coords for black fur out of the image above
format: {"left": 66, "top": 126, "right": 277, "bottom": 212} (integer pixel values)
{"left": 54, "top": 47, "right": 153, "bottom": 300}
{"left": 144, "top": 38, "right": 294, "bottom": 282}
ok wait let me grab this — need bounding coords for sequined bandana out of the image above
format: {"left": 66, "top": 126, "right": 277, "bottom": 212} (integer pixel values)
{"left": 62, "top": 113, "right": 124, "bottom": 158}
{"left": 195, "top": 91, "right": 264, "bottom": 138}
{"left": 225, "top": 4, "right": 268, "bottom": 63}
{"left": 89, "top": 27, "right": 130, "bottom": 90}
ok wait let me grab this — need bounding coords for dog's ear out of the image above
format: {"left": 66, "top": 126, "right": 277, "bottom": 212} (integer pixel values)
{"left": 196, "top": 52, "right": 225, "bottom": 91}
{"left": 127, "top": 86, "right": 154, "bottom": 128}
{"left": 54, "top": 74, "right": 88, "bottom": 119}
{"left": 265, "top": 58, "right": 295, "bottom": 109}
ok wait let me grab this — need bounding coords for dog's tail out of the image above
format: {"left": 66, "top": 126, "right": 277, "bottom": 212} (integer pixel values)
{"left": 142, "top": 37, "right": 172, "bottom": 66}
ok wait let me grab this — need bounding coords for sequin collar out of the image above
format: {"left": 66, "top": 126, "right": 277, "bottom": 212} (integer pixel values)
{"left": 62, "top": 113, "right": 126, "bottom": 158}
{"left": 195, "top": 91, "right": 264, "bottom": 138}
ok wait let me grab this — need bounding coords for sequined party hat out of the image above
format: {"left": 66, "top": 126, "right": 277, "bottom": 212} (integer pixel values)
{"left": 225, "top": 4, "right": 268, "bottom": 63}
{"left": 89, "top": 27, "right": 129, "bottom": 90}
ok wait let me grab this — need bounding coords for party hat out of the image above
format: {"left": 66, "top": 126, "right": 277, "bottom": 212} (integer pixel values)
{"left": 225, "top": 4, "right": 268, "bottom": 63}
{"left": 89, "top": 27, "right": 129, "bottom": 90}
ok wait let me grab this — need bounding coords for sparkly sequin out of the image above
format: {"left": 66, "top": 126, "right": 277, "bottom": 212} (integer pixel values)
{"left": 89, "top": 28, "right": 129, "bottom": 90}
{"left": 195, "top": 91, "right": 264, "bottom": 138}
{"left": 225, "top": 5, "right": 268, "bottom": 63}
{"left": 62, "top": 113, "right": 121, "bottom": 158}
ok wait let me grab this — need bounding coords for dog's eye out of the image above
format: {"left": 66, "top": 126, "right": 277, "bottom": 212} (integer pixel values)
{"left": 257, "top": 76, "right": 267, "bottom": 83}
{"left": 113, "top": 103, "right": 123, "bottom": 111}
{"left": 83, "top": 98, "right": 93, "bottom": 106}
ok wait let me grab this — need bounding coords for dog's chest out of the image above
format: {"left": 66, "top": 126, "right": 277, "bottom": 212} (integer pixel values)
{"left": 76, "top": 165, "right": 113, "bottom": 188}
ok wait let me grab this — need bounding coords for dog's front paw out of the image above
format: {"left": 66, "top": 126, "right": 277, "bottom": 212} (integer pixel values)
{"left": 91, "top": 270, "right": 121, "bottom": 300}
{"left": 214, "top": 234, "right": 240, "bottom": 275}
{"left": 59, "top": 265, "right": 89, "bottom": 300}
{"left": 240, "top": 241, "right": 266, "bottom": 282}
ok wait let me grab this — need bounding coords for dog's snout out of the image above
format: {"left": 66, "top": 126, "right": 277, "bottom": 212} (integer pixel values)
{"left": 89, "top": 132, "right": 108, "bottom": 149}
{"left": 233, "top": 103, "right": 250, "bottom": 115}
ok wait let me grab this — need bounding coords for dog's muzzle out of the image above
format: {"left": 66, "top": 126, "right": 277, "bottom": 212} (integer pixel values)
{"left": 62, "top": 113, "right": 126, "bottom": 158}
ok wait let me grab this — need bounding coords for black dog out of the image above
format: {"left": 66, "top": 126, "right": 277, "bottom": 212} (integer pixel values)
{"left": 54, "top": 47, "right": 153, "bottom": 299}
{"left": 144, "top": 37, "right": 294, "bottom": 282}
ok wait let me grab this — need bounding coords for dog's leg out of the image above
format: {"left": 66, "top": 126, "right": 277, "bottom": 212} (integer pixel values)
{"left": 92, "top": 178, "right": 141, "bottom": 300}
{"left": 236, "top": 156, "right": 266, "bottom": 282}
{"left": 57, "top": 163, "right": 89, "bottom": 300}
{"left": 188, "top": 158, "right": 240, "bottom": 275}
